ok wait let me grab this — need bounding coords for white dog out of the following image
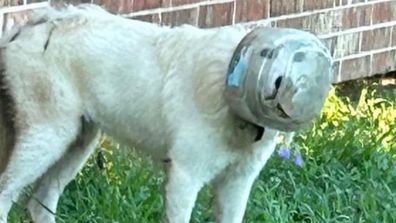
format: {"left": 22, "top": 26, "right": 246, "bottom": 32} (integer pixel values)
{"left": 0, "top": 5, "right": 332, "bottom": 223}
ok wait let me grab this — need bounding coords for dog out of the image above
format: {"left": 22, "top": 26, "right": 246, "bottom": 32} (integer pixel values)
{"left": 0, "top": 5, "right": 332, "bottom": 223}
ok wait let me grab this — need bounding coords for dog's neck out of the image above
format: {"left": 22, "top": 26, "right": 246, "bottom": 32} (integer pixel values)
{"left": 226, "top": 41, "right": 266, "bottom": 142}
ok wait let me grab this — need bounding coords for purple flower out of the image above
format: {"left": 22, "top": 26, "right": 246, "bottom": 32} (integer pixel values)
{"left": 294, "top": 153, "right": 304, "bottom": 167}
{"left": 278, "top": 147, "right": 291, "bottom": 159}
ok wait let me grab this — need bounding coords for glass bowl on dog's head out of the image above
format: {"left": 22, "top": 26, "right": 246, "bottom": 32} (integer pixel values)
{"left": 225, "top": 27, "right": 333, "bottom": 132}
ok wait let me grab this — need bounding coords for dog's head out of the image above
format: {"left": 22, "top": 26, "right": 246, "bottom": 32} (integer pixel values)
{"left": 226, "top": 27, "right": 333, "bottom": 132}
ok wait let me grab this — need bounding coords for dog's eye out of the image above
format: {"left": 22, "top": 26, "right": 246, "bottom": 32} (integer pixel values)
{"left": 293, "top": 52, "right": 305, "bottom": 62}
{"left": 260, "top": 48, "right": 273, "bottom": 59}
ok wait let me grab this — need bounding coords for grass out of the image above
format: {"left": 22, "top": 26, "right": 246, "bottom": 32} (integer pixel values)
{"left": 8, "top": 85, "right": 396, "bottom": 223}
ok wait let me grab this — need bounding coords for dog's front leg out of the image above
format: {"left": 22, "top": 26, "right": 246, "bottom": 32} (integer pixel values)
{"left": 213, "top": 129, "right": 278, "bottom": 223}
{"left": 164, "top": 162, "right": 203, "bottom": 223}
{"left": 164, "top": 132, "right": 234, "bottom": 223}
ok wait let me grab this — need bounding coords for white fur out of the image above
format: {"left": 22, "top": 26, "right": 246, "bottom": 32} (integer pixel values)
{"left": 0, "top": 5, "right": 281, "bottom": 223}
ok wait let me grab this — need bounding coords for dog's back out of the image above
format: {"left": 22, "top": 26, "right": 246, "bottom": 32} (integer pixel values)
{"left": 0, "top": 5, "right": 295, "bottom": 223}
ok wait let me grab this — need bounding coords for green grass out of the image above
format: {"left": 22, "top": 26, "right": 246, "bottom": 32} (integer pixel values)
{"left": 8, "top": 86, "right": 396, "bottom": 223}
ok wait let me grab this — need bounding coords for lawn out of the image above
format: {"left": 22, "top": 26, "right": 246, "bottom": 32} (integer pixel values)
{"left": 8, "top": 83, "right": 396, "bottom": 223}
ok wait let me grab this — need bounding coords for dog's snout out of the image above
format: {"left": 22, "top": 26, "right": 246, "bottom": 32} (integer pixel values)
{"left": 277, "top": 103, "right": 290, "bottom": 118}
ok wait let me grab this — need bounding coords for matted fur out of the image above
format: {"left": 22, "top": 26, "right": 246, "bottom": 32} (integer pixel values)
{"left": 0, "top": 5, "right": 327, "bottom": 223}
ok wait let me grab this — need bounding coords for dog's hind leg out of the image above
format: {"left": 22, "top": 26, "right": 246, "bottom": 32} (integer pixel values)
{"left": 0, "top": 117, "right": 81, "bottom": 223}
{"left": 27, "top": 117, "right": 100, "bottom": 223}
{"left": 0, "top": 16, "right": 84, "bottom": 222}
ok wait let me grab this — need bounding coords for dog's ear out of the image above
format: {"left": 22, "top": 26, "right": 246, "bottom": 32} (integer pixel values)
{"left": 228, "top": 28, "right": 265, "bottom": 67}
{"left": 227, "top": 28, "right": 268, "bottom": 87}
{"left": 235, "top": 28, "right": 267, "bottom": 48}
